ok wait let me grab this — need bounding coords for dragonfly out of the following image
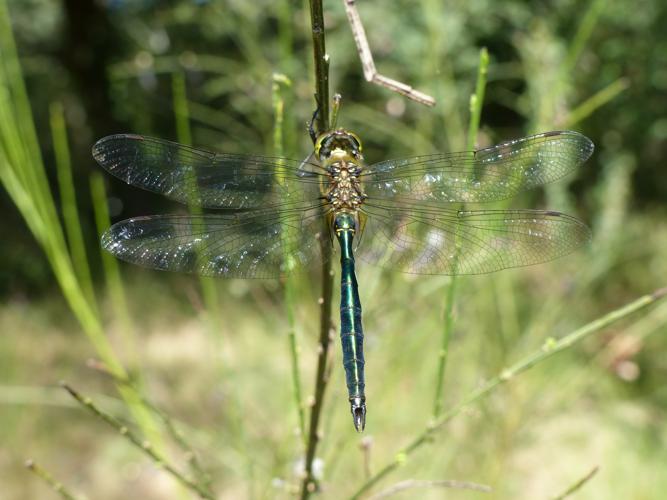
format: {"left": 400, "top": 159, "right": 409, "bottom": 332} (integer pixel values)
{"left": 93, "top": 123, "right": 593, "bottom": 432}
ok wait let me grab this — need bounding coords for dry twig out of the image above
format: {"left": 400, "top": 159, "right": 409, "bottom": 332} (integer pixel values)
{"left": 342, "top": 0, "right": 435, "bottom": 106}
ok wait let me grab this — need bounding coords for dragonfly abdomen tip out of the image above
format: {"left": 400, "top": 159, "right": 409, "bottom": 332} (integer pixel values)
{"left": 350, "top": 397, "right": 366, "bottom": 432}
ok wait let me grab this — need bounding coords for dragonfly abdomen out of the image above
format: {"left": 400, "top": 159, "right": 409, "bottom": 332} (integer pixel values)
{"left": 334, "top": 212, "right": 366, "bottom": 432}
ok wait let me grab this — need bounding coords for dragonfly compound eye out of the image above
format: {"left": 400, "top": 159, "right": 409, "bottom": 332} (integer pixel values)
{"left": 315, "top": 130, "right": 364, "bottom": 161}
{"left": 347, "top": 132, "right": 363, "bottom": 153}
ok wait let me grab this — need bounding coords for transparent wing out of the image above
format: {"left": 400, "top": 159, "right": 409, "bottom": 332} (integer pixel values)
{"left": 101, "top": 201, "right": 330, "bottom": 278}
{"left": 92, "top": 134, "right": 325, "bottom": 209}
{"left": 362, "top": 131, "right": 594, "bottom": 204}
{"left": 357, "top": 203, "right": 591, "bottom": 275}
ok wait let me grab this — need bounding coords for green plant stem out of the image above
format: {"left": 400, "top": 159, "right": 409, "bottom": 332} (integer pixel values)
{"left": 171, "top": 72, "right": 221, "bottom": 328}
{"left": 562, "top": 0, "right": 606, "bottom": 76}
{"left": 50, "top": 101, "right": 96, "bottom": 311}
{"left": 171, "top": 70, "right": 237, "bottom": 496}
{"left": 565, "top": 78, "right": 629, "bottom": 127}
{"left": 0, "top": 151, "right": 114, "bottom": 368}
{"left": 301, "top": 1, "right": 334, "bottom": 497}
{"left": 276, "top": 0, "right": 296, "bottom": 154}
{"left": 61, "top": 382, "right": 215, "bottom": 500}
{"left": 308, "top": 0, "right": 329, "bottom": 135}
{"left": 551, "top": 465, "right": 599, "bottom": 500}
{"left": 172, "top": 72, "right": 193, "bottom": 146}
{"left": 466, "top": 48, "right": 489, "bottom": 152}
{"left": 25, "top": 459, "right": 80, "bottom": 500}
{"left": 351, "top": 287, "right": 667, "bottom": 499}
{"left": 145, "top": 401, "right": 212, "bottom": 494}
{"left": 301, "top": 256, "right": 334, "bottom": 497}
{"left": 0, "top": 0, "right": 160, "bottom": 446}
{"left": 432, "top": 274, "right": 456, "bottom": 418}
{"left": 539, "top": 0, "right": 605, "bottom": 132}
{"left": 0, "top": 1, "right": 58, "bottom": 233}
{"left": 273, "top": 73, "right": 306, "bottom": 441}
{"left": 90, "top": 173, "right": 136, "bottom": 363}
{"left": 432, "top": 47, "right": 489, "bottom": 419}
{"left": 86, "top": 359, "right": 213, "bottom": 494}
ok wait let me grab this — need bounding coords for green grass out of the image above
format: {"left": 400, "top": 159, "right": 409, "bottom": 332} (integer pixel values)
{"left": 3, "top": 236, "right": 667, "bottom": 498}
{"left": 0, "top": 0, "right": 168, "bottom": 490}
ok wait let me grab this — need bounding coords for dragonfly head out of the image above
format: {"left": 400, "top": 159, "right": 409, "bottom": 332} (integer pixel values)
{"left": 315, "top": 129, "right": 363, "bottom": 163}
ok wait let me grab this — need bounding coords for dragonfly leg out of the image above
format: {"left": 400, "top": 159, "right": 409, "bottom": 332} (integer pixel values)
{"left": 308, "top": 100, "right": 321, "bottom": 144}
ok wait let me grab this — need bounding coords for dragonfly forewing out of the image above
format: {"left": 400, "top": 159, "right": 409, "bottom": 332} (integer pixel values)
{"left": 362, "top": 131, "right": 594, "bottom": 204}
{"left": 93, "top": 134, "right": 325, "bottom": 209}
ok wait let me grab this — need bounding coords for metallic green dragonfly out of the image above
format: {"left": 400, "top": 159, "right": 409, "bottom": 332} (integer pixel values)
{"left": 93, "top": 127, "right": 593, "bottom": 431}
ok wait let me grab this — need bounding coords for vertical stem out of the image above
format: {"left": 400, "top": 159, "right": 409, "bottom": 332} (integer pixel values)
{"left": 466, "top": 48, "right": 489, "bottom": 152}
{"left": 276, "top": 0, "right": 297, "bottom": 154}
{"left": 309, "top": 0, "right": 329, "bottom": 134}
{"left": 301, "top": 245, "right": 334, "bottom": 497}
{"left": 301, "top": 1, "right": 333, "bottom": 497}
{"left": 90, "top": 172, "right": 136, "bottom": 364}
{"left": 432, "top": 274, "right": 457, "bottom": 418}
{"left": 432, "top": 47, "right": 488, "bottom": 419}
{"left": 171, "top": 72, "right": 221, "bottom": 329}
{"left": 561, "top": 0, "right": 606, "bottom": 92}
{"left": 273, "top": 73, "right": 306, "bottom": 441}
{"left": 172, "top": 72, "right": 193, "bottom": 146}
{"left": 50, "top": 101, "right": 97, "bottom": 311}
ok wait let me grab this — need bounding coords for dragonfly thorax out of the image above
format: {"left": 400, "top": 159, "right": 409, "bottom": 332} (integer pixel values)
{"left": 316, "top": 130, "right": 367, "bottom": 212}
{"left": 324, "top": 157, "right": 366, "bottom": 211}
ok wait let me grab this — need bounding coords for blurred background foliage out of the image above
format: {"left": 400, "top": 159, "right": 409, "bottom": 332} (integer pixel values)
{"left": 3, "top": 0, "right": 667, "bottom": 296}
{"left": 1, "top": 0, "right": 667, "bottom": 499}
